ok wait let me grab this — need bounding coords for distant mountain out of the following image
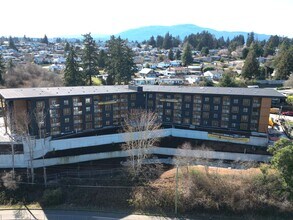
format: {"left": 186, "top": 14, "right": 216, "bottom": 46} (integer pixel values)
{"left": 115, "top": 24, "right": 271, "bottom": 42}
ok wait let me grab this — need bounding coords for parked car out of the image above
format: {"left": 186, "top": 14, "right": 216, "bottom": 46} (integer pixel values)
{"left": 281, "top": 111, "right": 293, "bottom": 116}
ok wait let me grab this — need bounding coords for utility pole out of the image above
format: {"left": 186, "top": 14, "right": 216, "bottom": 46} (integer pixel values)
{"left": 174, "top": 165, "right": 179, "bottom": 215}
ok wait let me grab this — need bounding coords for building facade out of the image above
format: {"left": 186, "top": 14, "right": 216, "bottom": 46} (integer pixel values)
{"left": 0, "top": 85, "right": 284, "bottom": 140}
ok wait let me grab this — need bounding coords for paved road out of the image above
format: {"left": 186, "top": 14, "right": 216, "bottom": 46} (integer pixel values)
{"left": 0, "top": 209, "right": 244, "bottom": 220}
{"left": 0, "top": 209, "right": 176, "bottom": 220}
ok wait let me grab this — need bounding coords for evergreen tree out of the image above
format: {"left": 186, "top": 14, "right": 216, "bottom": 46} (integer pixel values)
{"left": 241, "top": 46, "right": 260, "bottom": 79}
{"left": 64, "top": 42, "right": 70, "bottom": 52}
{"left": 219, "top": 74, "right": 237, "bottom": 87}
{"left": 168, "top": 49, "right": 174, "bottom": 61}
{"left": 156, "top": 35, "right": 164, "bottom": 48}
{"left": 8, "top": 36, "right": 17, "bottom": 51}
{"left": 201, "top": 47, "right": 209, "bottom": 56}
{"left": 242, "top": 47, "right": 249, "bottom": 59}
{"left": 106, "top": 36, "right": 135, "bottom": 85}
{"left": 264, "top": 35, "right": 280, "bottom": 57}
{"left": 275, "top": 43, "right": 293, "bottom": 80}
{"left": 163, "top": 32, "right": 172, "bottom": 49}
{"left": 175, "top": 50, "right": 181, "bottom": 60}
{"left": 82, "top": 33, "right": 99, "bottom": 85}
{"left": 98, "top": 49, "right": 107, "bottom": 69}
{"left": 41, "top": 35, "right": 49, "bottom": 45}
{"left": 246, "top": 32, "right": 255, "bottom": 47}
{"left": 0, "top": 53, "right": 5, "bottom": 85}
{"left": 181, "top": 43, "right": 193, "bottom": 66}
{"left": 147, "top": 36, "right": 156, "bottom": 47}
{"left": 64, "top": 46, "right": 85, "bottom": 86}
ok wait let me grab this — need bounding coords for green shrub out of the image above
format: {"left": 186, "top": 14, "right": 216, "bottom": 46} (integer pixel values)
{"left": 41, "top": 188, "right": 63, "bottom": 206}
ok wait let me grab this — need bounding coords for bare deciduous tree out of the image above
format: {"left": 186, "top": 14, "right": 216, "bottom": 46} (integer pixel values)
{"left": 122, "top": 109, "right": 162, "bottom": 181}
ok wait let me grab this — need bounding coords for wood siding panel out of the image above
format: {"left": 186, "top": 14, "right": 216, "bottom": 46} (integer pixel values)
{"left": 258, "top": 98, "right": 271, "bottom": 133}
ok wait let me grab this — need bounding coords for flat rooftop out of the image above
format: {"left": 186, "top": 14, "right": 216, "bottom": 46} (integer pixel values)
{"left": 0, "top": 85, "right": 285, "bottom": 100}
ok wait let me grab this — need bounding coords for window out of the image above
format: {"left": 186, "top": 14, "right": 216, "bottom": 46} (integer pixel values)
{"left": 243, "top": 99, "right": 251, "bottom": 106}
{"left": 222, "top": 105, "right": 230, "bottom": 114}
{"left": 64, "top": 100, "right": 69, "bottom": 105}
{"left": 86, "top": 123, "right": 92, "bottom": 130}
{"left": 243, "top": 108, "right": 248, "bottom": 113}
{"left": 65, "top": 126, "right": 70, "bottom": 132}
{"left": 166, "top": 102, "right": 171, "bottom": 107}
{"left": 233, "top": 99, "right": 239, "bottom": 104}
{"left": 221, "top": 121, "right": 228, "bottom": 128}
{"left": 203, "top": 120, "right": 208, "bottom": 126}
{"left": 204, "top": 97, "right": 210, "bottom": 102}
{"left": 36, "top": 101, "right": 45, "bottom": 108}
{"left": 240, "top": 123, "right": 248, "bottom": 130}
{"left": 85, "top": 114, "right": 92, "bottom": 122}
{"left": 184, "top": 95, "right": 191, "bottom": 102}
{"left": 231, "top": 123, "right": 236, "bottom": 128}
{"left": 212, "top": 120, "right": 219, "bottom": 127}
{"left": 130, "top": 94, "right": 136, "bottom": 100}
{"left": 106, "top": 113, "right": 110, "bottom": 117}
{"left": 165, "top": 109, "right": 172, "bottom": 116}
{"left": 203, "top": 104, "right": 210, "bottom": 111}
{"left": 221, "top": 114, "right": 229, "bottom": 121}
{"left": 149, "top": 94, "right": 153, "bottom": 99}
{"left": 131, "top": 102, "right": 135, "bottom": 107}
{"left": 241, "top": 115, "right": 249, "bottom": 122}
{"left": 213, "top": 113, "right": 218, "bottom": 118}
{"left": 86, "top": 106, "right": 91, "bottom": 112}
{"left": 214, "top": 105, "right": 219, "bottom": 111}
{"left": 64, "top": 118, "right": 70, "bottom": 123}
{"left": 165, "top": 117, "right": 171, "bottom": 122}
{"left": 223, "top": 96, "right": 230, "bottom": 105}
{"left": 183, "top": 118, "right": 190, "bottom": 124}
{"left": 203, "top": 112, "right": 209, "bottom": 119}
{"left": 85, "top": 98, "right": 91, "bottom": 104}
{"left": 231, "top": 106, "right": 239, "bottom": 113}
{"left": 232, "top": 115, "right": 237, "bottom": 120}
{"left": 185, "top": 103, "right": 190, "bottom": 108}
{"left": 213, "top": 97, "right": 220, "bottom": 104}
{"left": 105, "top": 105, "right": 111, "bottom": 111}
{"left": 185, "top": 111, "right": 190, "bottom": 116}
{"left": 63, "top": 108, "right": 71, "bottom": 116}
{"left": 194, "top": 95, "right": 202, "bottom": 103}
{"left": 105, "top": 121, "right": 111, "bottom": 126}
{"left": 148, "top": 100, "right": 153, "bottom": 107}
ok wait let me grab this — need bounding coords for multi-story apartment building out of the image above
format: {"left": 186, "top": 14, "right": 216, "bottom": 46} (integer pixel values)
{"left": 0, "top": 85, "right": 284, "bottom": 139}
{"left": 0, "top": 85, "right": 285, "bottom": 169}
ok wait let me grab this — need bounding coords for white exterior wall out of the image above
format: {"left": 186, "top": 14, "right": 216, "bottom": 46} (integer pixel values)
{"left": 0, "top": 128, "right": 269, "bottom": 168}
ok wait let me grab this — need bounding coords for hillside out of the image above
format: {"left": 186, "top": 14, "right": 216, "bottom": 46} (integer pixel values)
{"left": 115, "top": 24, "right": 271, "bottom": 42}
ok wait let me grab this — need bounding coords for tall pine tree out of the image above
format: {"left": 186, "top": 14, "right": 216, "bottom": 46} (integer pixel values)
{"left": 275, "top": 43, "right": 293, "bottom": 80}
{"left": 106, "top": 36, "right": 135, "bottom": 85}
{"left": 64, "top": 46, "right": 85, "bottom": 86}
{"left": 181, "top": 43, "right": 193, "bottom": 66}
{"left": 0, "top": 53, "right": 5, "bottom": 85}
{"left": 241, "top": 45, "right": 260, "bottom": 80}
{"left": 82, "top": 33, "right": 99, "bottom": 85}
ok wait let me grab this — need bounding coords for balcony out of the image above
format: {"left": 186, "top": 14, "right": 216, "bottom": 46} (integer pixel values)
{"left": 73, "top": 102, "right": 82, "bottom": 107}
{"left": 73, "top": 111, "right": 83, "bottom": 115}
{"left": 51, "top": 122, "right": 60, "bottom": 127}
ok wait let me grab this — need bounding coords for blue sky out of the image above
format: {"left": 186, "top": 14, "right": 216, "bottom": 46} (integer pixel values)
{"left": 1, "top": 0, "right": 292, "bottom": 38}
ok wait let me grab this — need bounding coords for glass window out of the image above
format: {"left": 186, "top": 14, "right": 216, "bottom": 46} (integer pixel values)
{"left": 185, "top": 103, "right": 190, "bottom": 108}
{"left": 204, "top": 97, "right": 210, "bottom": 102}
{"left": 241, "top": 115, "right": 249, "bottom": 122}
{"left": 212, "top": 120, "right": 219, "bottom": 127}
{"left": 85, "top": 114, "right": 92, "bottom": 122}
{"left": 130, "top": 94, "right": 136, "bottom": 100}
{"left": 65, "top": 118, "right": 70, "bottom": 123}
{"left": 240, "top": 123, "right": 248, "bottom": 130}
{"left": 232, "top": 115, "right": 237, "bottom": 120}
{"left": 167, "top": 102, "right": 171, "bottom": 107}
{"left": 203, "top": 112, "right": 209, "bottom": 119}
{"left": 203, "top": 104, "right": 210, "bottom": 111}
{"left": 214, "top": 105, "right": 219, "bottom": 111}
{"left": 86, "top": 107, "right": 91, "bottom": 112}
{"left": 64, "top": 100, "right": 69, "bottom": 105}
{"left": 231, "top": 106, "right": 239, "bottom": 113}
{"left": 243, "top": 108, "right": 248, "bottom": 113}
{"left": 184, "top": 95, "right": 191, "bottom": 102}
{"left": 243, "top": 99, "right": 251, "bottom": 106}
{"left": 165, "top": 109, "right": 172, "bottom": 115}
{"left": 85, "top": 98, "right": 91, "bottom": 104}
{"left": 105, "top": 105, "right": 111, "bottom": 111}
{"left": 233, "top": 99, "right": 239, "bottom": 104}
{"left": 183, "top": 118, "right": 190, "bottom": 124}
{"left": 213, "top": 113, "right": 218, "bottom": 118}
{"left": 63, "top": 108, "right": 71, "bottom": 116}
{"left": 213, "top": 97, "right": 221, "bottom": 104}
